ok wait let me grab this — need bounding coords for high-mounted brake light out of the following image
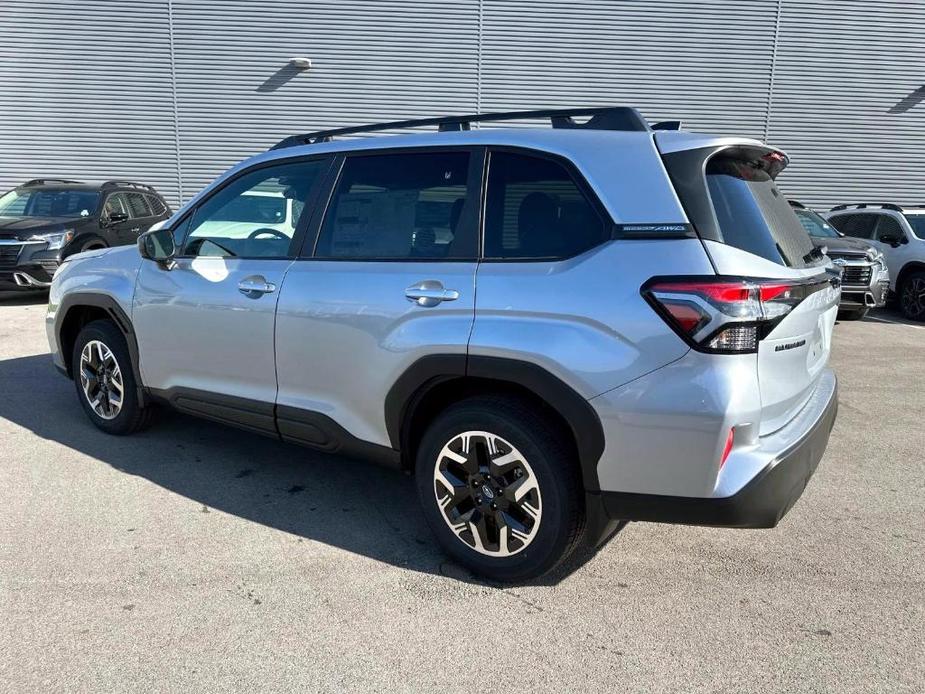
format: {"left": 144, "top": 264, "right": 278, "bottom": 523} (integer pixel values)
{"left": 642, "top": 276, "right": 831, "bottom": 354}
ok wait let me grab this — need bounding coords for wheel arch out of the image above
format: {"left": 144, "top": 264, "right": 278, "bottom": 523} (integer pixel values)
{"left": 386, "top": 355, "right": 606, "bottom": 491}
{"left": 57, "top": 293, "right": 145, "bottom": 404}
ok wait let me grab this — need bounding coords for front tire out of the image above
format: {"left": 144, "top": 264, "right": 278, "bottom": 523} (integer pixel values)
{"left": 415, "top": 396, "right": 585, "bottom": 582}
{"left": 72, "top": 319, "right": 153, "bottom": 434}
{"left": 899, "top": 271, "right": 925, "bottom": 321}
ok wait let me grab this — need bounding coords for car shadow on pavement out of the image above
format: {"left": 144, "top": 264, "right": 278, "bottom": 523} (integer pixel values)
{"left": 0, "top": 290, "right": 48, "bottom": 306}
{"left": 0, "top": 353, "right": 586, "bottom": 586}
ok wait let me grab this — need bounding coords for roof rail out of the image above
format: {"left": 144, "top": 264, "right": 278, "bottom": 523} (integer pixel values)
{"left": 271, "top": 106, "right": 653, "bottom": 150}
{"left": 22, "top": 178, "right": 83, "bottom": 186}
{"left": 788, "top": 199, "right": 806, "bottom": 209}
{"left": 101, "top": 180, "right": 158, "bottom": 193}
{"left": 830, "top": 203, "right": 904, "bottom": 212}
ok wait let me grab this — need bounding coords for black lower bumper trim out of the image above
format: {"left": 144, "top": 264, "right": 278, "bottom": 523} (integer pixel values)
{"left": 594, "top": 378, "right": 838, "bottom": 529}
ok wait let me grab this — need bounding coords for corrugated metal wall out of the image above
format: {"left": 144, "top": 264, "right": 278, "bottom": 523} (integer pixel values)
{"left": 1, "top": 1, "right": 923, "bottom": 209}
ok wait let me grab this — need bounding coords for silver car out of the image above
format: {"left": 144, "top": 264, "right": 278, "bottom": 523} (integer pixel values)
{"left": 47, "top": 107, "right": 840, "bottom": 581}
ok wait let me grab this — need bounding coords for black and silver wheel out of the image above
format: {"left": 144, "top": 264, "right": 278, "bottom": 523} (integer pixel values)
{"left": 79, "top": 339, "right": 125, "bottom": 420}
{"left": 72, "top": 319, "right": 153, "bottom": 434}
{"left": 433, "top": 431, "right": 542, "bottom": 557}
{"left": 899, "top": 271, "right": 925, "bottom": 321}
{"left": 416, "top": 396, "right": 584, "bottom": 582}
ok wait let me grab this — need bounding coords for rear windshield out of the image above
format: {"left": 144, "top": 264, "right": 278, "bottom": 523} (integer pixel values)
{"left": 706, "top": 157, "right": 817, "bottom": 268}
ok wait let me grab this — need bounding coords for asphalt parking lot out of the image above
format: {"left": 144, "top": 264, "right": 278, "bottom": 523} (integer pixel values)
{"left": 1, "top": 291, "right": 923, "bottom": 693}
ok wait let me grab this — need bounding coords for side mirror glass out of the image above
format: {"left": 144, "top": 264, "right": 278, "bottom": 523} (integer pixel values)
{"left": 107, "top": 211, "right": 129, "bottom": 225}
{"left": 138, "top": 227, "right": 176, "bottom": 264}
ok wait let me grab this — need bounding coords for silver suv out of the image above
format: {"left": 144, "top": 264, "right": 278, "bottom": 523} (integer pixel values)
{"left": 47, "top": 107, "right": 840, "bottom": 581}
{"left": 823, "top": 203, "right": 925, "bottom": 320}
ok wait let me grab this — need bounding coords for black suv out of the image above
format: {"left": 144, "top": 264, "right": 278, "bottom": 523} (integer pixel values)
{"left": 0, "top": 179, "right": 171, "bottom": 290}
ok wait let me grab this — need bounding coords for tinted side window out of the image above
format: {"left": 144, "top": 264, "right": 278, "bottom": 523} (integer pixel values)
{"left": 875, "top": 215, "right": 906, "bottom": 242}
{"left": 146, "top": 194, "right": 168, "bottom": 216}
{"left": 126, "top": 192, "right": 152, "bottom": 218}
{"left": 830, "top": 213, "right": 877, "bottom": 239}
{"left": 103, "top": 193, "right": 129, "bottom": 218}
{"left": 181, "top": 159, "right": 325, "bottom": 258}
{"left": 483, "top": 151, "right": 607, "bottom": 259}
{"left": 315, "top": 151, "right": 473, "bottom": 259}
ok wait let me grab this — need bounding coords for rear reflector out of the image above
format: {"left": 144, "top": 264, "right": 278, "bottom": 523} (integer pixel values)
{"left": 720, "top": 428, "right": 735, "bottom": 468}
{"left": 642, "top": 275, "right": 833, "bottom": 354}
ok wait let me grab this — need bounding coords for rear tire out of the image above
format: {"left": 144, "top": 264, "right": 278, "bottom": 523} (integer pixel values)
{"left": 837, "top": 307, "right": 868, "bottom": 321}
{"left": 415, "top": 395, "right": 585, "bottom": 582}
{"left": 72, "top": 319, "right": 154, "bottom": 435}
{"left": 899, "top": 271, "right": 925, "bottom": 321}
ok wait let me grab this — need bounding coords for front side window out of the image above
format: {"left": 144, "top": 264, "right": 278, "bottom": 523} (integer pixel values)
{"left": 103, "top": 193, "right": 130, "bottom": 219}
{"left": 876, "top": 216, "right": 906, "bottom": 242}
{"left": 483, "top": 151, "right": 607, "bottom": 259}
{"left": 315, "top": 151, "right": 474, "bottom": 259}
{"left": 181, "top": 159, "right": 325, "bottom": 258}
{"left": 0, "top": 188, "right": 99, "bottom": 218}
{"left": 829, "top": 213, "right": 878, "bottom": 239}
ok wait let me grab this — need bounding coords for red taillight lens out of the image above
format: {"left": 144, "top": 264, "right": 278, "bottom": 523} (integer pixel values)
{"left": 642, "top": 276, "right": 822, "bottom": 354}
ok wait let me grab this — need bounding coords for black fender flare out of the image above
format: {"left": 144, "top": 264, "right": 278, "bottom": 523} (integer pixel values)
{"left": 385, "top": 354, "right": 606, "bottom": 491}
{"left": 56, "top": 292, "right": 146, "bottom": 404}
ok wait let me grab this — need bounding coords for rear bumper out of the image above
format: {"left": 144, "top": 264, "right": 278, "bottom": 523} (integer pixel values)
{"left": 593, "top": 372, "right": 838, "bottom": 529}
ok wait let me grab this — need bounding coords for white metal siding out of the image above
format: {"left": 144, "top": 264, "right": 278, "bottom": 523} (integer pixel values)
{"left": 768, "top": 0, "right": 925, "bottom": 208}
{"left": 1, "top": 1, "right": 923, "bottom": 210}
{"left": 0, "top": 0, "right": 182, "bottom": 203}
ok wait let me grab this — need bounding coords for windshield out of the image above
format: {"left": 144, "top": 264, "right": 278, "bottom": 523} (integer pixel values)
{"left": 904, "top": 213, "right": 925, "bottom": 239}
{"left": 0, "top": 189, "right": 99, "bottom": 218}
{"left": 794, "top": 208, "right": 841, "bottom": 238}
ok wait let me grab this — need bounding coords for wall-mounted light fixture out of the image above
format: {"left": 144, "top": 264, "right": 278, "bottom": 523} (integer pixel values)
{"left": 289, "top": 57, "right": 312, "bottom": 70}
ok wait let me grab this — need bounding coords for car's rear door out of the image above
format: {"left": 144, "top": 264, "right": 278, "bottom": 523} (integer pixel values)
{"left": 273, "top": 147, "right": 481, "bottom": 449}
{"left": 660, "top": 139, "right": 840, "bottom": 435}
{"left": 133, "top": 156, "right": 330, "bottom": 431}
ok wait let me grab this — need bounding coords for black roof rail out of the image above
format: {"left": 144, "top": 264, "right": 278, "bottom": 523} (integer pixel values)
{"left": 829, "top": 203, "right": 904, "bottom": 212}
{"left": 22, "top": 178, "right": 83, "bottom": 186}
{"left": 271, "top": 106, "right": 653, "bottom": 150}
{"left": 101, "top": 180, "right": 159, "bottom": 194}
{"left": 788, "top": 199, "right": 806, "bottom": 209}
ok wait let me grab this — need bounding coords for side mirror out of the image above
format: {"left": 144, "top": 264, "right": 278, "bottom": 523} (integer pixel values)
{"left": 879, "top": 233, "right": 905, "bottom": 248}
{"left": 138, "top": 227, "right": 176, "bottom": 265}
{"left": 107, "top": 211, "right": 129, "bottom": 225}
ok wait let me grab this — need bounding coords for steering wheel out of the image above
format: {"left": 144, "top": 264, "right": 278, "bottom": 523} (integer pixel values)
{"left": 247, "top": 227, "right": 290, "bottom": 241}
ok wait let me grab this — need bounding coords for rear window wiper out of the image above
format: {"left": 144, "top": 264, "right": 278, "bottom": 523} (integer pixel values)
{"left": 803, "top": 245, "right": 827, "bottom": 264}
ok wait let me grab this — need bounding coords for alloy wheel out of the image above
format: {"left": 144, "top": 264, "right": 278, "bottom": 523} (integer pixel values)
{"left": 433, "top": 431, "right": 542, "bottom": 557}
{"left": 79, "top": 340, "right": 124, "bottom": 420}
{"left": 901, "top": 277, "right": 925, "bottom": 319}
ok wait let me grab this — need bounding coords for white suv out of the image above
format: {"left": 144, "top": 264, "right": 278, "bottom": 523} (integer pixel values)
{"left": 824, "top": 204, "right": 925, "bottom": 320}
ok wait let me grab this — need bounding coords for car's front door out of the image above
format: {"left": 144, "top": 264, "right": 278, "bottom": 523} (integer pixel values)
{"left": 133, "top": 157, "right": 330, "bottom": 432}
{"left": 274, "top": 148, "right": 481, "bottom": 448}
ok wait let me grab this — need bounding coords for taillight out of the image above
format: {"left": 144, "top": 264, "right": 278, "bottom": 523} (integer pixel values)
{"left": 642, "top": 276, "right": 826, "bottom": 354}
